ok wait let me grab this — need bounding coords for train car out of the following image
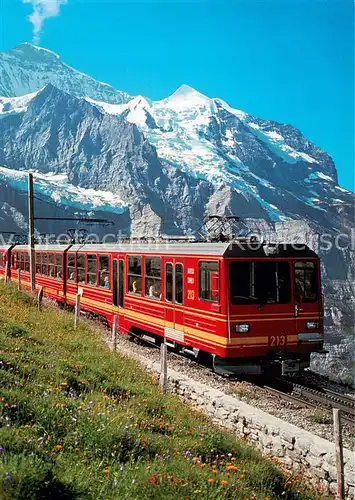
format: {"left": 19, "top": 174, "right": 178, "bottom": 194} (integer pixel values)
{"left": 0, "top": 241, "right": 325, "bottom": 375}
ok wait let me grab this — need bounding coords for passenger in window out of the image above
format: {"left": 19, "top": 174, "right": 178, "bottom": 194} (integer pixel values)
{"left": 131, "top": 278, "right": 142, "bottom": 294}
{"left": 103, "top": 276, "right": 110, "bottom": 288}
{"left": 148, "top": 282, "right": 161, "bottom": 299}
{"left": 57, "top": 270, "right": 62, "bottom": 279}
{"left": 69, "top": 272, "right": 75, "bottom": 281}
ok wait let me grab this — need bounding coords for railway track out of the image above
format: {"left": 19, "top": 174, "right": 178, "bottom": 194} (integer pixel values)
{"left": 262, "top": 379, "right": 355, "bottom": 429}
{"left": 292, "top": 383, "right": 355, "bottom": 417}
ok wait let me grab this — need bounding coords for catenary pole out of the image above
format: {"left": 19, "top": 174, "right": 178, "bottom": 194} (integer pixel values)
{"left": 28, "top": 173, "right": 36, "bottom": 292}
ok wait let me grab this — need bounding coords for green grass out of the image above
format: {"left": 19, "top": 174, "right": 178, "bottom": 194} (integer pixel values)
{"left": 0, "top": 282, "right": 328, "bottom": 499}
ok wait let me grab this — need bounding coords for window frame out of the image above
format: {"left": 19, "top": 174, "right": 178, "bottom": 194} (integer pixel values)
{"left": 99, "top": 254, "right": 110, "bottom": 289}
{"left": 165, "top": 262, "right": 173, "bottom": 302}
{"left": 127, "top": 255, "right": 142, "bottom": 295}
{"left": 48, "top": 253, "right": 55, "bottom": 278}
{"left": 55, "top": 254, "right": 62, "bottom": 280}
{"left": 145, "top": 256, "right": 162, "bottom": 300}
{"left": 230, "top": 260, "right": 291, "bottom": 305}
{"left": 86, "top": 254, "right": 97, "bottom": 287}
{"left": 175, "top": 263, "right": 184, "bottom": 305}
{"left": 67, "top": 253, "right": 76, "bottom": 282}
{"left": 77, "top": 253, "right": 85, "bottom": 284}
{"left": 294, "top": 260, "right": 318, "bottom": 303}
{"left": 198, "top": 260, "right": 219, "bottom": 303}
{"left": 36, "top": 252, "right": 41, "bottom": 275}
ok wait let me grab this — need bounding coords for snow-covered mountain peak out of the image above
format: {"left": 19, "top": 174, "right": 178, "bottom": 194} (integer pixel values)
{"left": 160, "top": 84, "right": 213, "bottom": 112}
{"left": 12, "top": 43, "right": 61, "bottom": 61}
{"left": 0, "top": 43, "right": 131, "bottom": 104}
{"left": 128, "top": 94, "right": 151, "bottom": 110}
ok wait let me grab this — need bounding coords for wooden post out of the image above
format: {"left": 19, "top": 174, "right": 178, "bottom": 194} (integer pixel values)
{"left": 17, "top": 268, "right": 21, "bottom": 291}
{"left": 37, "top": 286, "right": 43, "bottom": 312}
{"left": 4, "top": 260, "right": 9, "bottom": 285}
{"left": 333, "top": 408, "right": 344, "bottom": 500}
{"left": 159, "top": 341, "right": 168, "bottom": 393}
{"left": 112, "top": 315, "right": 118, "bottom": 351}
{"left": 74, "top": 293, "right": 81, "bottom": 329}
{"left": 28, "top": 173, "right": 36, "bottom": 293}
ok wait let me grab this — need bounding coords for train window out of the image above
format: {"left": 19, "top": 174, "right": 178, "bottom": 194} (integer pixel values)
{"left": 87, "top": 255, "right": 97, "bottom": 286}
{"left": 77, "top": 254, "right": 85, "bottom": 284}
{"left": 41, "top": 253, "right": 48, "bottom": 275}
{"left": 36, "top": 253, "right": 41, "bottom": 274}
{"left": 166, "top": 263, "right": 173, "bottom": 302}
{"left": 55, "top": 255, "right": 62, "bottom": 279}
{"left": 48, "top": 254, "right": 55, "bottom": 277}
{"left": 230, "top": 261, "right": 290, "bottom": 305}
{"left": 128, "top": 256, "right": 142, "bottom": 294}
{"left": 68, "top": 254, "right": 75, "bottom": 281}
{"left": 24, "top": 253, "right": 30, "bottom": 273}
{"left": 175, "top": 264, "right": 184, "bottom": 304}
{"left": 294, "top": 262, "right": 318, "bottom": 302}
{"left": 145, "top": 257, "right": 161, "bottom": 299}
{"left": 22, "top": 253, "right": 26, "bottom": 272}
{"left": 99, "top": 255, "right": 110, "bottom": 288}
{"left": 199, "top": 261, "right": 219, "bottom": 302}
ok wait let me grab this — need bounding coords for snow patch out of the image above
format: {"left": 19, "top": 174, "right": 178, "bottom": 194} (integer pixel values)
{"left": 0, "top": 166, "right": 127, "bottom": 214}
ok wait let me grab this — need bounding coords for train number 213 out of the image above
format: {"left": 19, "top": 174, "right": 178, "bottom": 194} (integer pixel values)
{"left": 269, "top": 335, "right": 286, "bottom": 347}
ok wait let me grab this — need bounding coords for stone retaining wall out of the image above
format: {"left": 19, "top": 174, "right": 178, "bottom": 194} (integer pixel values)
{"left": 115, "top": 346, "right": 354, "bottom": 498}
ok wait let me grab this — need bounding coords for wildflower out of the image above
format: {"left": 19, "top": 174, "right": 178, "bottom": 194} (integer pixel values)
{"left": 132, "top": 479, "right": 136, "bottom": 485}
{"left": 240, "top": 474, "right": 245, "bottom": 479}
{"left": 104, "top": 468, "right": 110, "bottom": 474}
{"left": 4, "top": 472, "right": 11, "bottom": 483}
{"left": 0, "top": 447, "right": 4, "bottom": 454}
{"left": 55, "top": 445, "right": 63, "bottom": 451}
{"left": 113, "top": 477, "right": 118, "bottom": 488}
{"left": 207, "top": 478, "right": 214, "bottom": 484}
{"left": 221, "top": 480, "right": 228, "bottom": 486}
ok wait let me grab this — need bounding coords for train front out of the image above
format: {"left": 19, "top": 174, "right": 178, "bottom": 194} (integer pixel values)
{"left": 214, "top": 243, "right": 325, "bottom": 376}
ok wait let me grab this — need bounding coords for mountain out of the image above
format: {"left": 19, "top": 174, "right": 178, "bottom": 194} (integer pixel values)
{"left": 0, "top": 43, "right": 354, "bottom": 383}
{"left": 0, "top": 43, "right": 131, "bottom": 104}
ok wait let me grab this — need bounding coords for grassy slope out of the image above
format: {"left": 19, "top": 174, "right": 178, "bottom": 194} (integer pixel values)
{"left": 0, "top": 283, "right": 327, "bottom": 499}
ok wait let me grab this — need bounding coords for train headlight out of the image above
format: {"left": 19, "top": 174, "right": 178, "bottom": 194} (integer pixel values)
{"left": 306, "top": 321, "right": 320, "bottom": 330}
{"left": 235, "top": 323, "right": 249, "bottom": 333}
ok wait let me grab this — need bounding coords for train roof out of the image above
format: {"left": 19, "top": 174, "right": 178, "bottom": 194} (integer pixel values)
{"left": 11, "top": 242, "right": 319, "bottom": 258}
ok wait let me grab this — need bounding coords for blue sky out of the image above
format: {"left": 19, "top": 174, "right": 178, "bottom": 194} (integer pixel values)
{"left": 1, "top": 0, "right": 354, "bottom": 190}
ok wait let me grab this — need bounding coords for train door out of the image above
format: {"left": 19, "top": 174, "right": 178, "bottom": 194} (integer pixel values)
{"left": 293, "top": 260, "right": 322, "bottom": 333}
{"left": 113, "top": 259, "right": 125, "bottom": 308}
{"left": 164, "top": 260, "right": 184, "bottom": 344}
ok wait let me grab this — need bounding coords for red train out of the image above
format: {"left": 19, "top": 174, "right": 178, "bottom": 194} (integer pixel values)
{"left": 0, "top": 241, "right": 324, "bottom": 375}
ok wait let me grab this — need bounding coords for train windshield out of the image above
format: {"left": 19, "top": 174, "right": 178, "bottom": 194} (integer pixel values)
{"left": 230, "top": 261, "right": 291, "bottom": 305}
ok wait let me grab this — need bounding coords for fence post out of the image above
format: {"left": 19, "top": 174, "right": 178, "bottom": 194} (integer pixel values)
{"left": 74, "top": 293, "right": 81, "bottom": 329}
{"left": 4, "top": 261, "right": 9, "bottom": 285}
{"left": 159, "top": 340, "right": 168, "bottom": 393}
{"left": 333, "top": 408, "right": 344, "bottom": 500}
{"left": 37, "top": 286, "right": 43, "bottom": 312}
{"left": 17, "top": 268, "right": 21, "bottom": 291}
{"left": 112, "top": 314, "right": 118, "bottom": 351}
